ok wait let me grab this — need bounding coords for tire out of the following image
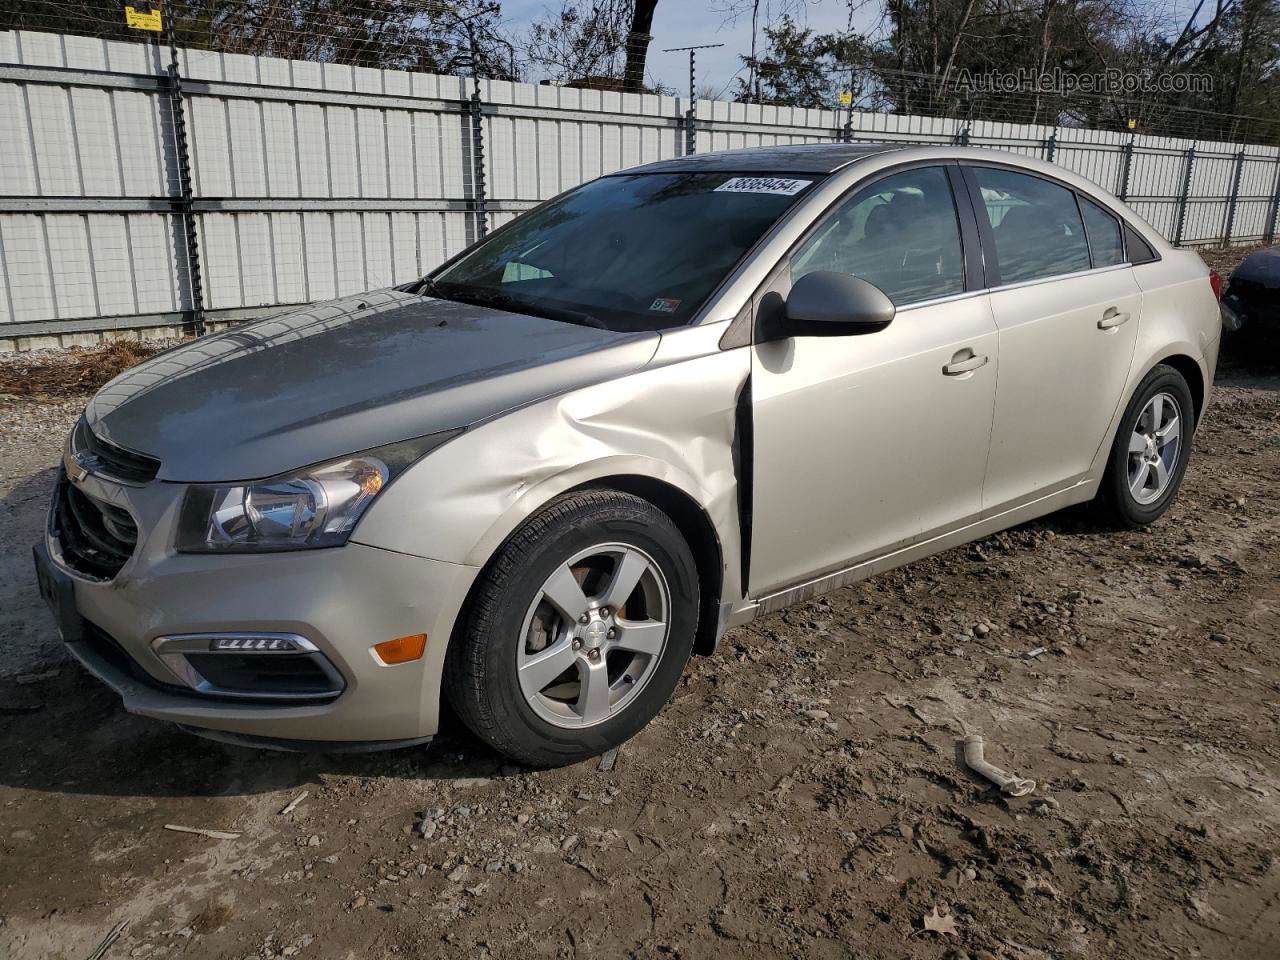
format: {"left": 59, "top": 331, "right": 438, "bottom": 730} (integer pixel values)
{"left": 444, "top": 489, "right": 699, "bottom": 767}
{"left": 1098, "top": 363, "right": 1196, "bottom": 528}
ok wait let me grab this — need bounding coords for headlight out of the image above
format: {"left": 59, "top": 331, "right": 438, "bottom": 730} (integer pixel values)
{"left": 176, "top": 431, "right": 460, "bottom": 553}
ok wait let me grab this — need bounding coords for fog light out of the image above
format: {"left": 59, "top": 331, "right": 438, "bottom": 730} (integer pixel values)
{"left": 151, "top": 632, "right": 344, "bottom": 701}
{"left": 372, "top": 633, "right": 428, "bottom": 665}
{"left": 211, "top": 635, "right": 302, "bottom": 652}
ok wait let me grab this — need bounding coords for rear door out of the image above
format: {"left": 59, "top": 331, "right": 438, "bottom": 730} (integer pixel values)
{"left": 962, "top": 165, "right": 1143, "bottom": 511}
{"left": 748, "top": 164, "right": 999, "bottom": 597}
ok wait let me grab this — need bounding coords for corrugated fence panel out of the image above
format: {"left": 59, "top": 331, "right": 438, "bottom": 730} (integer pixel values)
{"left": 1054, "top": 145, "right": 1124, "bottom": 196}
{"left": 71, "top": 86, "right": 124, "bottom": 195}
{"left": 85, "top": 215, "right": 135, "bottom": 316}
{"left": 0, "top": 82, "right": 39, "bottom": 194}
{"left": 27, "top": 84, "right": 82, "bottom": 194}
{"left": 1128, "top": 200, "right": 1176, "bottom": 238}
{"left": 1, "top": 215, "right": 56, "bottom": 320}
{"left": 1183, "top": 200, "right": 1227, "bottom": 243}
{"left": 169, "top": 45, "right": 477, "bottom": 312}
{"left": 1191, "top": 151, "right": 1237, "bottom": 198}
{"left": 1232, "top": 199, "right": 1267, "bottom": 240}
{"left": 1129, "top": 148, "right": 1186, "bottom": 199}
{"left": 43, "top": 215, "right": 96, "bottom": 317}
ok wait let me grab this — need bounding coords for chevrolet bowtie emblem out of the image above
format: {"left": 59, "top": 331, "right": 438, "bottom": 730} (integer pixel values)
{"left": 64, "top": 448, "right": 100, "bottom": 483}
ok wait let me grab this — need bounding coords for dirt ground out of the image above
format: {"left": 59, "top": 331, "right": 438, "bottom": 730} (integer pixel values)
{"left": 1, "top": 271, "right": 1278, "bottom": 960}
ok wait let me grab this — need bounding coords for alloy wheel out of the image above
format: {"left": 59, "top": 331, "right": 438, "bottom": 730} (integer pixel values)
{"left": 1127, "top": 391, "right": 1182, "bottom": 505}
{"left": 517, "top": 543, "right": 671, "bottom": 728}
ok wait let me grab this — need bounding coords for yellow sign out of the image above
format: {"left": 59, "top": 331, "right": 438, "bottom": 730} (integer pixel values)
{"left": 124, "top": 5, "right": 163, "bottom": 32}
{"left": 838, "top": 91, "right": 853, "bottom": 106}
{"left": 1127, "top": 118, "right": 1136, "bottom": 130}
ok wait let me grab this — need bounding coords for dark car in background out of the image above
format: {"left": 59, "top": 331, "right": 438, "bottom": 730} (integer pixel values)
{"left": 1221, "top": 246, "right": 1280, "bottom": 345}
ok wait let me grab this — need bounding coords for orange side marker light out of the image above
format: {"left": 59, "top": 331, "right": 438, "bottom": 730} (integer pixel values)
{"left": 373, "top": 633, "right": 427, "bottom": 665}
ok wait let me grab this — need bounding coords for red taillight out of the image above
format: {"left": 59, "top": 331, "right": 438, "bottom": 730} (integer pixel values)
{"left": 1209, "top": 270, "right": 1223, "bottom": 301}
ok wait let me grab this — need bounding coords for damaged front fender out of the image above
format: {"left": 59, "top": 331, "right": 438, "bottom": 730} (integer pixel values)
{"left": 352, "top": 323, "right": 753, "bottom": 615}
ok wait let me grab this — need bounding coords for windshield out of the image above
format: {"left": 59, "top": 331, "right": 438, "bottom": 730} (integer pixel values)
{"left": 430, "top": 172, "right": 818, "bottom": 331}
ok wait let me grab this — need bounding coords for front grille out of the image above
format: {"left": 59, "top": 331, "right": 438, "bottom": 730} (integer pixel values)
{"left": 51, "top": 469, "right": 139, "bottom": 579}
{"left": 71, "top": 417, "right": 160, "bottom": 485}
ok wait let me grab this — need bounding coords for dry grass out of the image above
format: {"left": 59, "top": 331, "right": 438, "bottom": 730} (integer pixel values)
{"left": 0, "top": 340, "right": 170, "bottom": 399}
{"left": 1198, "top": 243, "right": 1265, "bottom": 276}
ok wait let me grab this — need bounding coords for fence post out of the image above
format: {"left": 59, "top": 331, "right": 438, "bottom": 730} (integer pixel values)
{"left": 1043, "top": 131, "right": 1057, "bottom": 164}
{"left": 1223, "top": 149, "right": 1246, "bottom": 247}
{"left": 1265, "top": 155, "right": 1280, "bottom": 246}
{"left": 468, "top": 86, "right": 488, "bottom": 240}
{"left": 685, "top": 100, "right": 697, "bottom": 156}
{"left": 1117, "top": 138, "right": 1134, "bottom": 201}
{"left": 1173, "top": 146, "right": 1195, "bottom": 247}
{"left": 160, "top": 22, "right": 204, "bottom": 335}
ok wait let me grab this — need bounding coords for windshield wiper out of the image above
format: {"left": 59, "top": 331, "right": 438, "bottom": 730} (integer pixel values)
{"left": 512, "top": 299, "right": 609, "bottom": 330}
{"left": 421, "top": 282, "right": 608, "bottom": 330}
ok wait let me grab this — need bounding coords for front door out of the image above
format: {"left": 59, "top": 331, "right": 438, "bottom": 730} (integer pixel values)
{"left": 748, "top": 165, "right": 999, "bottom": 598}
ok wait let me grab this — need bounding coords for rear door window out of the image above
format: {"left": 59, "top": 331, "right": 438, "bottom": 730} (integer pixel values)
{"left": 972, "top": 167, "right": 1091, "bottom": 284}
{"left": 1078, "top": 196, "right": 1125, "bottom": 267}
{"left": 790, "top": 166, "right": 965, "bottom": 306}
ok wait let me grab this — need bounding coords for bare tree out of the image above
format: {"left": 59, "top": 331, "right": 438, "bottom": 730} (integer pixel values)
{"left": 526, "top": 0, "right": 633, "bottom": 83}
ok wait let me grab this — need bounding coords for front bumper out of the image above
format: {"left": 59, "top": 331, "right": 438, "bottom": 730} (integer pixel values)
{"left": 42, "top": 505, "right": 478, "bottom": 744}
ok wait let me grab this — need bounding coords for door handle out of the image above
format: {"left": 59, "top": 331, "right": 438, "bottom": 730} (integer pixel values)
{"left": 1098, "top": 307, "right": 1131, "bottom": 330}
{"left": 943, "top": 351, "right": 989, "bottom": 376}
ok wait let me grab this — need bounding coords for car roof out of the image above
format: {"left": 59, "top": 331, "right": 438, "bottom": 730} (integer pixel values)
{"left": 609, "top": 143, "right": 1170, "bottom": 253}
{"left": 620, "top": 143, "right": 907, "bottom": 175}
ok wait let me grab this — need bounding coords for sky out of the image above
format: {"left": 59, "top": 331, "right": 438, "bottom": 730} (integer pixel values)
{"left": 498, "top": 0, "right": 882, "bottom": 100}
{"left": 495, "top": 0, "right": 1209, "bottom": 101}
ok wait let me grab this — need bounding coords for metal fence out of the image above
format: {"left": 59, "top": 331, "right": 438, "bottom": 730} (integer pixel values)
{"left": 2, "top": 27, "right": 1279, "bottom": 349}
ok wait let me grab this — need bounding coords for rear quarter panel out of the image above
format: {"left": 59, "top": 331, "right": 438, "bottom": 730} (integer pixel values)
{"left": 1086, "top": 248, "right": 1218, "bottom": 478}
{"left": 1130, "top": 249, "right": 1219, "bottom": 406}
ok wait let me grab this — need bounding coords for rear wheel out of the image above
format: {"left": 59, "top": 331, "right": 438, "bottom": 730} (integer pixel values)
{"left": 1098, "top": 364, "right": 1195, "bottom": 528}
{"left": 444, "top": 490, "right": 699, "bottom": 767}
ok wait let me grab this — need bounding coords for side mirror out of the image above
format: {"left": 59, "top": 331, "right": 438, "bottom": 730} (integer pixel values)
{"left": 762, "top": 271, "right": 896, "bottom": 342}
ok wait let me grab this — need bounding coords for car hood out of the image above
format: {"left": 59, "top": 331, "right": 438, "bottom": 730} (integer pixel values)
{"left": 86, "top": 290, "right": 660, "bottom": 482}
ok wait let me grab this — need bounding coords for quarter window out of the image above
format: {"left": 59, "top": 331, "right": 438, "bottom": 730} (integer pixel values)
{"left": 1124, "top": 223, "right": 1158, "bottom": 264}
{"left": 973, "top": 168, "right": 1090, "bottom": 284}
{"left": 1078, "top": 196, "right": 1125, "bottom": 267}
{"left": 790, "top": 166, "right": 965, "bottom": 306}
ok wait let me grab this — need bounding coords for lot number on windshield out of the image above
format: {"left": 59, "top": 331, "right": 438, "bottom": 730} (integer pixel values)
{"left": 715, "top": 177, "right": 813, "bottom": 196}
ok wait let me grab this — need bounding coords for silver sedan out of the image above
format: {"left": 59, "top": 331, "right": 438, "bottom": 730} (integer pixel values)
{"left": 35, "top": 144, "right": 1221, "bottom": 765}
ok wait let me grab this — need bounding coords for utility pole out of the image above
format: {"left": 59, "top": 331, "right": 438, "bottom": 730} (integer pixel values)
{"left": 663, "top": 44, "right": 724, "bottom": 156}
{"left": 663, "top": 43, "right": 725, "bottom": 102}
{"left": 842, "top": 0, "right": 858, "bottom": 142}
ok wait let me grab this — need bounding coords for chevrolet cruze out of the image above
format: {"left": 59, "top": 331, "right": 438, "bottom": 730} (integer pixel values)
{"left": 34, "top": 144, "right": 1221, "bottom": 765}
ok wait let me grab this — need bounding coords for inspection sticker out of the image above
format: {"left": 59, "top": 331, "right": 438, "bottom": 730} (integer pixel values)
{"left": 715, "top": 176, "right": 812, "bottom": 196}
{"left": 649, "top": 298, "right": 682, "bottom": 313}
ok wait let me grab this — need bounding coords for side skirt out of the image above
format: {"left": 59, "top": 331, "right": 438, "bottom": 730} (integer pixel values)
{"left": 734, "top": 479, "right": 1096, "bottom": 622}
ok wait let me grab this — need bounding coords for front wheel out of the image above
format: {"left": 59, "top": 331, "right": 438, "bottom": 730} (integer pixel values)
{"left": 1098, "top": 363, "right": 1196, "bottom": 528}
{"left": 444, "top": 490, "right": 699, "bottom": 767}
